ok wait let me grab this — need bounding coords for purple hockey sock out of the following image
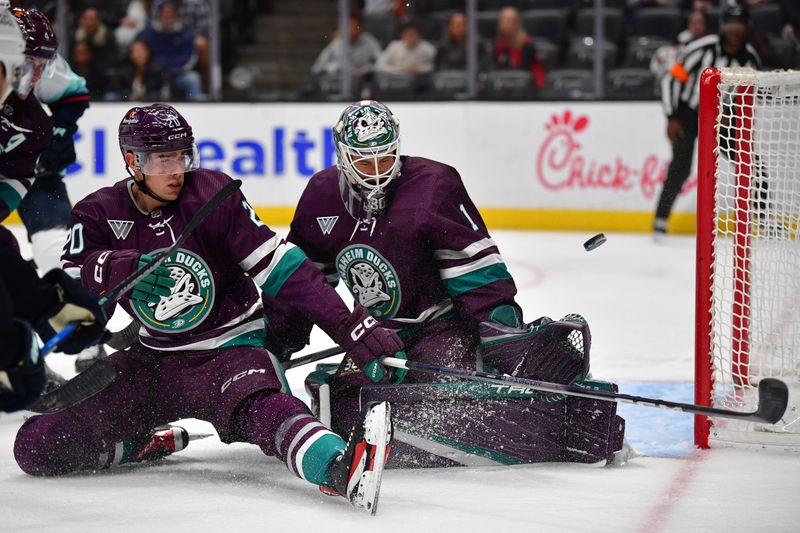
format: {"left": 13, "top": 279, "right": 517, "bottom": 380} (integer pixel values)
{"left": 234, "top": 392, "right": 345, "bottom": 485}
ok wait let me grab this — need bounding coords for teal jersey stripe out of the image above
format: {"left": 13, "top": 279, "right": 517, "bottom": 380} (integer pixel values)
{"left": 219, "top": 329, "right": 267, "bottom": 349}
{"left": 260, "top": 245, "right": 308, "bottom": 298}
{"left": 301, "top": 433, "right": 346, "bottom": 485}
{"left": 442, "top": 262, "right": 512, "bottom": 296}
{"left": 0, "top": 183, "right": 23, "bottom": 219}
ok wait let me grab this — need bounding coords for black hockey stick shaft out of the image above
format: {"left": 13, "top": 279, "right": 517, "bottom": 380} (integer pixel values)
{"left": 40, "top": 179, "right": 242, "bottom": 356}
{"left": 284, "top": 345, "right": 344, "bottom": 370}
{"left": 382, "top": 357, "right": 789, "bottom": 425}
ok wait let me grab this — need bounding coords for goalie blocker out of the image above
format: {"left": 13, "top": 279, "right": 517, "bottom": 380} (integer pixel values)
{"left": 306, "top": 364, "right": 625, "bottom": 468}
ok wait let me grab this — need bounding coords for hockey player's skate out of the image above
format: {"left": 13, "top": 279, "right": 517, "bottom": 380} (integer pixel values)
{"left": 320, "top": 401, "right": 392, "bottom": 515}
{"left": 124, "top": 425, "right": 210, "bottom": 464}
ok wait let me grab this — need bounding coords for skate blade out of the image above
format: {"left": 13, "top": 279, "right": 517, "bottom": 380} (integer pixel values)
{"left": 361, "top": 402, "right": 392, "bottom": 515}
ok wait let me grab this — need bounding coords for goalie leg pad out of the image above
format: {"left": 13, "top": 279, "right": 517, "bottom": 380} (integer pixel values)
{"left": 306, "top": 366, "right": 626, "bottom": 469}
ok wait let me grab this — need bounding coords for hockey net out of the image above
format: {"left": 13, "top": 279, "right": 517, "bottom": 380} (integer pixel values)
{"left": 695, "top": 68, "right": 800, "bottom": 450}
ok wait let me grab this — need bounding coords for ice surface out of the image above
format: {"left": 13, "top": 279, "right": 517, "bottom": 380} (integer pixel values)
{"left": 3, "top": 228, "right": 799, "bottom": 532}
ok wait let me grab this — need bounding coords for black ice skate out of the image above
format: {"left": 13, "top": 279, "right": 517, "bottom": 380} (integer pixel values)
{"left": 320, "top": 401, "right": 392, "bottom": 515}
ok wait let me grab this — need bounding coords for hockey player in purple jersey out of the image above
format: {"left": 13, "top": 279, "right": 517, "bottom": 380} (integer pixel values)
{"left": 0, "top": 5, "right": 54, "bottom": 220}
{"left": 13, "top": 104, "right": 401, "bottom": 514}
{"left": 266, "top": 100, "right": 627, "bottom": 467}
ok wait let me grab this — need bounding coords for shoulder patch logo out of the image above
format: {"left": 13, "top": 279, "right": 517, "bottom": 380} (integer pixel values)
{"left": 107, "top": 220, "right": 134, "bottom": 240}
{"left": 130, "top": 248, "right": 215, "bottom": 333}
{"left": 336, "top": 245, "right": 401, "bottom": 319}
{"left": 316, "top": 216, "right": 339, "bottom": 235}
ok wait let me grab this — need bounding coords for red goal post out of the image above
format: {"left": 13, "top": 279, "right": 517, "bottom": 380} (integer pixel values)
{"left": 695, "top": 67, "right": 800, "bottom": 450}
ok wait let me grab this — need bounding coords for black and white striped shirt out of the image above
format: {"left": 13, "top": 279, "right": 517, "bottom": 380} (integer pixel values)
{"left": 662, "top": 34, "right": 761, "bottom": 117}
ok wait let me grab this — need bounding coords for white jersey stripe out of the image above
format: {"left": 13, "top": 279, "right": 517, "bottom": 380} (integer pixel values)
{"left": 439, "top": 253, "right": 504, "bottom": 280}
{"left": 239, "top": 234, "right": 281, "bottom": 271}
{"left": 138, "top": 318, "right": 264, "bottom": 351}
{"left": 433, "top": 237, "right": 497, "bottom": 261}
{"left": 293, "top": 429, "right": 338, "bottom": 481}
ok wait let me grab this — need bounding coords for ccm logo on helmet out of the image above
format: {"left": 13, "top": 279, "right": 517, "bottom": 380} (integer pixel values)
{"left": 167, "top": 133, "right": 188, "bottom": 140}
{"left": 350, "top": 315, "right": 377, "bottom": 342}
{"left": 221, "top": 368, "right": 266, "bottom": 393}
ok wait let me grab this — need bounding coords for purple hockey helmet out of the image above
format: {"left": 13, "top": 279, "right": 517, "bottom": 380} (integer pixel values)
{"left": 119, "top": 104, "right": 200, "bottom": 176}
{"left": 9, "top": 7, "right": 57, "bottom": 97}
{"left": 12, "top": 7, "right": 56, "bottom": 60}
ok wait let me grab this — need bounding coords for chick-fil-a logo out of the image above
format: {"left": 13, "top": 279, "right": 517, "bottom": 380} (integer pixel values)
{"left": 536, "top": 110, "right": 694, "bottom": 199}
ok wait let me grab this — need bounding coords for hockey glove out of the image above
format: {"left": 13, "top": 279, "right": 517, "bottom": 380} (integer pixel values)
{"left": 339, "top": 306, "right": 404, "bottom": 383}
{"left": 130, "top": 254, "right": 176, "bottom": 304}
{"left": 36, "top": 269, "right": 111, "bottom": 355}
{"left": 0, "top": 319, "right": 46, "bottom": 412}
{"left": 36, "top": 120, "right": 78, "bottom": 175}
{"left": 479, "top": 305, "right": 590, "bottom": 384}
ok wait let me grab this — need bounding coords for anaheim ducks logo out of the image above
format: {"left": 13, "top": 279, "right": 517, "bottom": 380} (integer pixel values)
{"left": 336, "top": 245, "right": 400, "bottom": 319}
{"left": 131, "top": 249, "right": 214, "bottom": 333}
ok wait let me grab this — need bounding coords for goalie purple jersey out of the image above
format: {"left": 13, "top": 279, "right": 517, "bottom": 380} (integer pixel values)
{"left": 283, "top": 156, "right": 518, "bottom": 331}
{"left": 62, "top": 169, "right": 353, "bottom": 351}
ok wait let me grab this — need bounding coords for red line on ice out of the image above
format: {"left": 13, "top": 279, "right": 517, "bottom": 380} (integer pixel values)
{"left": 635, "top": 450, "right": 707, "bottom": 533}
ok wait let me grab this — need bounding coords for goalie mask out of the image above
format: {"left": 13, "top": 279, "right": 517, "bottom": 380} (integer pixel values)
{"left": 119, "top": 104, "right": 199, "bottom": 202}
{"left": 334, "top": 100, "right": 401, "bottom": 218}
{"left": 8, "top": 7, "right": 57, "bottom": 98}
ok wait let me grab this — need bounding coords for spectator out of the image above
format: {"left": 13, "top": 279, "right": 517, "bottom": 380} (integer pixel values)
{"left": 493, "top": 7, "right": 545, "bottom": 89}
{"left": 650, "top": 8, "right": 710, "bottom": 82}
{"left": 149, "top": 0, "right": 210, "bottom": 91}
{"left": 74, "top": 6, "right": 118, "bottom": 69}
{"left": 311, "top": 11, "right": 382, "bottom": 95}
{"left": 108, "top": 39, "right": 166, "bottom": 101}
{"left": 436, "top": 11, "right": 493, "bottom": 71}
{"left": 69, "top": 40, "right": 107, "bottom": 100}
{"left": 780, "top": 0, "right": 800, "bottom": 42}
{"left": 137, "top": 0, "right": 203, "bottom": 100}
{"left": 115, "top": 0, "right": 151, "bottom": 52}
{"left": 375, "top": 22, "right": 436, "bottom": 75}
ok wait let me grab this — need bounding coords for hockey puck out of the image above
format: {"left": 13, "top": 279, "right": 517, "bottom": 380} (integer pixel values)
{"left": 583, "top": 233, "right": 606, "bottom": 251}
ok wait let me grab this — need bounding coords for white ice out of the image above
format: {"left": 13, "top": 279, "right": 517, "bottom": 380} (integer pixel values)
{"left": 2, "top": 228, "right": 799, "bottom": 533}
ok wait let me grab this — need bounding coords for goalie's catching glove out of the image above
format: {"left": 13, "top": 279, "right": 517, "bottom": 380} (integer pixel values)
{"left": 479, "top": 305, "right": 590, "bottom": 384}
{"left": 130, "top": 254, "right": 176, "bottom": 304}
{"left": 338, "top": 306, "right": 404, "bottom": 383}
{"left": 35, "top": 269, "right": 110, "bottom": 355}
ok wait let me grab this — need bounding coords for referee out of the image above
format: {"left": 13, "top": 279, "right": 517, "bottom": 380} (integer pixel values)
{"left": 653, "top": 0, "right": 761, "bottom": 239}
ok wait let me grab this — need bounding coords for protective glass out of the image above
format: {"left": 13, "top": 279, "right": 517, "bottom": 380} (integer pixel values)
{"left": 13, "top": 55, "right": 55, "bottom": 97}
{"left": 133, "top": 144, "right": 200, "bottom": 176}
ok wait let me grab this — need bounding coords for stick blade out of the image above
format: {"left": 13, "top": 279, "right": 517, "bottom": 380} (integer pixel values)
{"left": 755, "top": 378, "right": 789, "bottom": 424}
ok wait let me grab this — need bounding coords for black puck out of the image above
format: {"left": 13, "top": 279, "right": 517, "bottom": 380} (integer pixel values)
{"left": 583, "top": 233, "right": 606, "bottom": 251}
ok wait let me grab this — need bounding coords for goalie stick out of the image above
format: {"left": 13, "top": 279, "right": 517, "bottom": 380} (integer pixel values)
{"left": 27, "top": 179, "right": 243, "bottom": 414}
{"left": 381, "top": 357, "right": 789, "bottom": 425}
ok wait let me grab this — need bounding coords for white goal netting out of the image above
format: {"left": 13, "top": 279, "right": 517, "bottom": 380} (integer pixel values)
{"left": 704, "top": 68, "right": 800, "bottom": 449}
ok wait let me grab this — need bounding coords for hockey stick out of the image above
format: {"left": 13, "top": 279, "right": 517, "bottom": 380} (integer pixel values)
{"left": 28, "top": 179, "right": 243, "bottom": 414}
{"left": 40, "top": 178, "right": 242, "bottom": 356}
{"left": 284, "top": 346, "right": 344, "bottom": 370}
{"left": 381, "top": 357, "right": 789, "bottom": 425}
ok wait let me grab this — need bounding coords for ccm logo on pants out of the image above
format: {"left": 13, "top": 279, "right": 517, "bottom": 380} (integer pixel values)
{"left": 221, "top": 368, "right": 266, "bottom": 393}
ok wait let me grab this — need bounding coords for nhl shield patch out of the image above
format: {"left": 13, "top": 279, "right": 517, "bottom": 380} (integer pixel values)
{"left": 107, "top": 219, "right": 134, "bottom": 240}
{"left": 316, "top": 216, "right": 339, "bottom": 235}
{"left": 336, "top": 245, "right": 401, "bottom": 318}
{"left": 130, "top": 248, "right": 215, "bottom": 333}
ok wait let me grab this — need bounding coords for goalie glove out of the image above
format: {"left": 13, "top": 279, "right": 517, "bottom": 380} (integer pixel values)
{"left": 338, "top": 306, "right": 404, "bottom": 383}
{"left": 479, "top": 305, "right": 590, "bottom": 384}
